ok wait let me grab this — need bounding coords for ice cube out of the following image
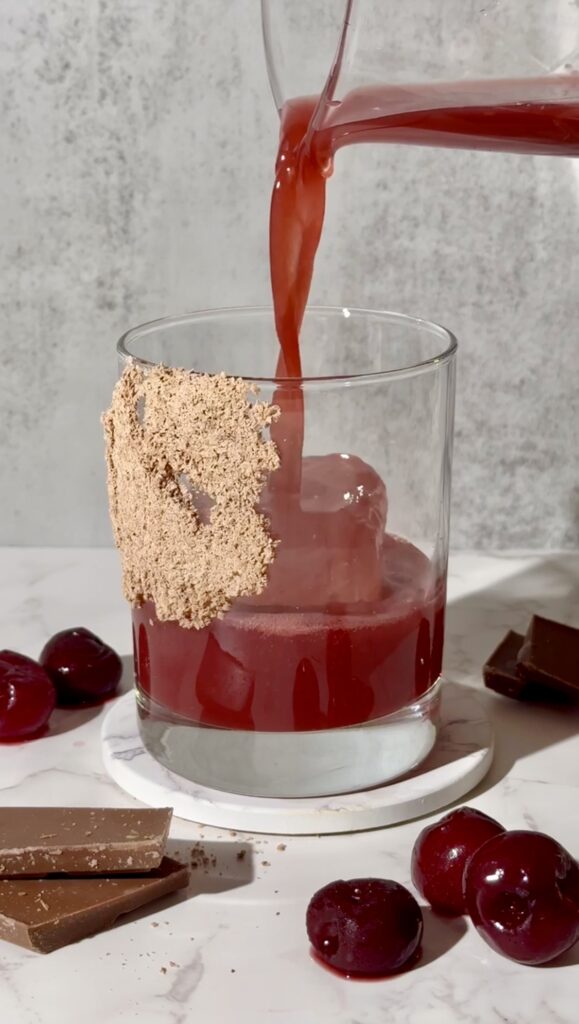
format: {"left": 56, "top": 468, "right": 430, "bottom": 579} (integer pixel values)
{"left": 257, "top": 453, "right": 387, "bottom": 607}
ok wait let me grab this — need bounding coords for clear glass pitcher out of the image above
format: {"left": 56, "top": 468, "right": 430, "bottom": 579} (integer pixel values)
{"left": 262, "top": 0, "right": 579, "bottom": 157}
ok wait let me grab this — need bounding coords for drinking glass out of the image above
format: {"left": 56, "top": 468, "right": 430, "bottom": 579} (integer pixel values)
{"left": 115, "top": 306, "right": 456, "bottom": 798}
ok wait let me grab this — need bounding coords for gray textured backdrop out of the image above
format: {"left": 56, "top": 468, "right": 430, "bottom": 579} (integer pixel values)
{"left": 1, "top": 0, "right": 578, "bottom": 548}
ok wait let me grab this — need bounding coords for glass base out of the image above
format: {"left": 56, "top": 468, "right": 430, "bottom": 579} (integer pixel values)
{"left": 136, "top": 680, "right": 441, "bottom": 798}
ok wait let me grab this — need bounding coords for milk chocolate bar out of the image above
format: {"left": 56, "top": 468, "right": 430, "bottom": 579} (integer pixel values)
{"left": 0, "top": 807, "right": 172, "bottom": 876}
{"left": 0, "top": 856, "right": 188, "bottom": 953}
{"left": 518, "top": 615, "right": 579, "bottom": 700}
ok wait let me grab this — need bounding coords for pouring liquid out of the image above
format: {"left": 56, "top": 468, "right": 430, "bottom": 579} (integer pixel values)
{"left": 137, "top": 78, "right": 579, "bottom": 738}
{"left": 270, "top": 77, "right": 579, "bottom": 364}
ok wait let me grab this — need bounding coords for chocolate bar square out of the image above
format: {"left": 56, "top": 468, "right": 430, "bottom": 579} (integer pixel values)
{"left": 483, "top": 631, "right": 528, "bottom": 699}
{"left": 0, "top": 856, "right": 188, "bottom": 953}
{"left": 518, "top": 615, "right": 579, "bottom": 700}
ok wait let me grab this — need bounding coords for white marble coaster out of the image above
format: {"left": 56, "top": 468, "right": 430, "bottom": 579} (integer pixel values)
{"left": 101, "top": 683, "right": 493, "bottom": 835}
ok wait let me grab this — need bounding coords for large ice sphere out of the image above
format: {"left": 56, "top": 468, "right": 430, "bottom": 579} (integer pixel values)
{"left": 257, "top": 453, "right": 387, "bottom": 606}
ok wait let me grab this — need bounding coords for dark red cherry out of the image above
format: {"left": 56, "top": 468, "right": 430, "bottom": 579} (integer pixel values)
{"left": 40, "top": 628, "right": 122, "bottom": 706}
{"left": 0, "top": 651, "right": 56, "bottom": 740}
{"left": 306, "top": 878, "right": 423, "bottom": 977}
{"left": 465, "top": 830, "right": 579, "bottom": 964}
{"left": 411, "top": 806, "right": 506, "bottom": 915}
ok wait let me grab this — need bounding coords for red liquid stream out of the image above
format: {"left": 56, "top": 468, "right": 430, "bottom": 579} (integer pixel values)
{"left": 138, "top": 79, "right": 579, "bottom": 733}
{"left": 271, "top": 79, "right": 579, "bottom": 364}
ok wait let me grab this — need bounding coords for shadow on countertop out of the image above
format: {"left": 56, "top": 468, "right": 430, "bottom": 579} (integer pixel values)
{"left": 104, "top": 837, "right": 254, "bottom": 938}
{"left": 444, "top": 553, "right": 579, "bottom": 797}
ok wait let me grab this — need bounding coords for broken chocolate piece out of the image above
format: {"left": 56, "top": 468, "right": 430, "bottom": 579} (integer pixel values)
{"left": 0, "top": 856, "right": 188, "bottom": 953}
{"left": 518, "top": 615, "right": 579, "bottom": 700}
{"left": 0, "top": 807, "right": 172, "bottom": 876}
{"left": 483, "top": 631, "right": 528, "bottom": 699}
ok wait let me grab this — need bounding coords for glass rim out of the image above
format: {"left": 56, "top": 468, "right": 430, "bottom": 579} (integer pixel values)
{"left": 117, "top": 305, "right": 458, "bottom": 387}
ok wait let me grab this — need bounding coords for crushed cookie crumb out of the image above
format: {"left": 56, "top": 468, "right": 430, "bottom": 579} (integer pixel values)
{"left": 276, "top": 843, "right": 286, "bottom": 851}
{"left": 190, "top": 842, "right": 217, "bottom": 871}
{"left": 103, "top": 364, "right": 280, "bottom": 628}
{"left": 236, "top": 850, "right": 246, "bottom": 862}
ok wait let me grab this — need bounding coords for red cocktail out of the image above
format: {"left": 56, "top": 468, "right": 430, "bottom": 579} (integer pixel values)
{"left": 134, "top": 533, "right": 445, "bottom": 733}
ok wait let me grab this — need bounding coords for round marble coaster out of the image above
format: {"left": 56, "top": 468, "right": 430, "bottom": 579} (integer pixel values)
{"left": 101, "top": 683, "right": 493, "bottom": 835}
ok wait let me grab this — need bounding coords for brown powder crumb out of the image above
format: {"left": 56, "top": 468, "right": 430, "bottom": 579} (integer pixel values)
{"left": 103, "top": 364, "right": 280, "bottom": 628}
{"left": 169, "top": 961, "right": 179, "bottom": 968}
{"left": 261, "top": 861, "right": 270, "bottom": 868}
{"left": 151, "top": 922, "right": 159, "bottom": 928}
{"left": 190, "top": 842, "right": 217, "bottom": 871}
{"left": 276, "top": 843, "right": 286, "bottom": 852}
{"left": 236, "top": 850, "right": 246, "bottom": 862}
{"left": 160, "top": 967, "right": 167, "bottom": 975}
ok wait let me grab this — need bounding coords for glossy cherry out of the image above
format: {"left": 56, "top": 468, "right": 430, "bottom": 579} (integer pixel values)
{"left": 306, "top": 878, "right": 423, "bottom": 977}
{"left": 0, "top": 650, "right": 56, "bottom": 740}
{"left": 465, "top": 830, "right": 579, "bottom": 964}
{"left": 40, "top": 627, "right": 122, "bottom": 705}
{"left": 411, "top": 806, "right": 506, "bottom": 915}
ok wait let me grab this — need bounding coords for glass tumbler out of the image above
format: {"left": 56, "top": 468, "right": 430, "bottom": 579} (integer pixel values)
{"left": 114, "top": 306, "right": 456, "bottom": 798}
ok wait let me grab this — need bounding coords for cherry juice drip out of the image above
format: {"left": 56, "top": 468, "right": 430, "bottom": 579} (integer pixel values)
{"left": 138, "top": 78, "right": 578, "bottom": 733}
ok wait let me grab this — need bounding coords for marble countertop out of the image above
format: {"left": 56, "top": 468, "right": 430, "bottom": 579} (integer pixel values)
{"left": 0, "top": 548, "right": 578, "bottom": 1024}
